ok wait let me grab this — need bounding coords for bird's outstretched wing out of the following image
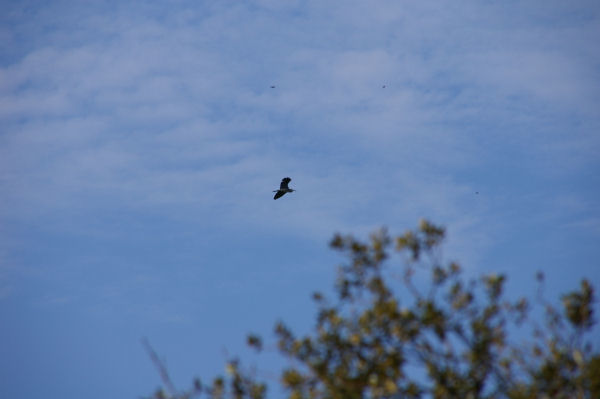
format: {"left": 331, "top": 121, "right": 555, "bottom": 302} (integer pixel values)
{"left": 280, "top": 177, "right": 291, "bottom": 190}
{"left": 274, "top": 190, "right": 285, "bottom": 200}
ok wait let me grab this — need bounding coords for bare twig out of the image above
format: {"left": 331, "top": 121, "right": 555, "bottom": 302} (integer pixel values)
{"left": 142, "top": 337, "right": 178, "bottom": 397}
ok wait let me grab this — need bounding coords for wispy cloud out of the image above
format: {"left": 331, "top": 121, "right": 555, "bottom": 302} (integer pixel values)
{"left": 1, "top": 0, "right": 599, "bottom": 276}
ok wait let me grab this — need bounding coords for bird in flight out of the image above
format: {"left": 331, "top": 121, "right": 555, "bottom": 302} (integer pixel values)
{"left": 273, "top": 177, "right": 295, "bottom": 200}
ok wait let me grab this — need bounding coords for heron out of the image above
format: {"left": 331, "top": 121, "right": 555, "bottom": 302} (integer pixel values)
{"left": 273, "top": 177, "right": 295, "bottom": 200}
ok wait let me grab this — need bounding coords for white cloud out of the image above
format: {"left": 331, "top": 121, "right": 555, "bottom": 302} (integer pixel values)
{"left": 0, "top": 0, "right": 598, "bottom": 249}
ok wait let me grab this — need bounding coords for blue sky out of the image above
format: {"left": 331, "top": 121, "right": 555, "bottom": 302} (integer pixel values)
{"left": 1, "top": 0, "right": 599, "bottom": 397}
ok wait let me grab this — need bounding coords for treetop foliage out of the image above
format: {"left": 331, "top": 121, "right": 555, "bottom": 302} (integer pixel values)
{"left": 146, "top": 220, "right": 599, "bottom": 399}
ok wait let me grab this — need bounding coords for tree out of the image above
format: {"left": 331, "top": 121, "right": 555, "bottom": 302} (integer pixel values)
{"left": 145, "top": 220, "right": 599, "bottom": 399}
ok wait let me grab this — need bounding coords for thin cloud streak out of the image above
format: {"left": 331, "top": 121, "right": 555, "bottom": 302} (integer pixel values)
{"left": 0, "top": 0, "right": 598, "bottom": 275}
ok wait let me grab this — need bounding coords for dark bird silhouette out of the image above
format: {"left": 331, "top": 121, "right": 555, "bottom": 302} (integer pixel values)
{"left": 270, "top": 85, "right": 276, "bottom": 88}
{"left": 273, "top": 177, "right": 295, "bottom": 200}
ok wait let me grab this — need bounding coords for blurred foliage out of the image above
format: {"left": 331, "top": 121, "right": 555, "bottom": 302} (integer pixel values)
{"left": 145, "top": 220, "right": 598, "bottom": 399}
